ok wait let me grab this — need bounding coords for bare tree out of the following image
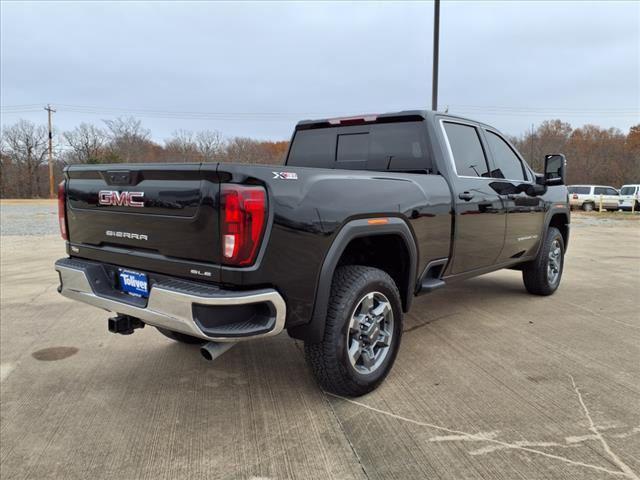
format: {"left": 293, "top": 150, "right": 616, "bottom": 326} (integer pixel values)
{"left": 164, "top": 129, "right": 200, "bottom": 162}
{"left": 103, "top": 116, "right": 153, "bottom": 163}
{"left": 223, "top": 137, "right": 263, "bottom": 164}
{"left": 196, "top": 129, "right": 225, "bottom": 162}
{"left": 1, "top": 120, "right": 50, "bottom": 197}
{"left": 63, "top": 123, "right": 108, "bottom": 164}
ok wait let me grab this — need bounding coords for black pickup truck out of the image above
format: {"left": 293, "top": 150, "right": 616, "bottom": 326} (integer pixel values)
{"left": 55, "top": 110, "right": 569, "bottom": 396}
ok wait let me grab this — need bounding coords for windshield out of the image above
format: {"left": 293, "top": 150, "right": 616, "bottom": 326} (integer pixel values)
{"left": 620, "top": 186, "right": 637, "bottom": 195}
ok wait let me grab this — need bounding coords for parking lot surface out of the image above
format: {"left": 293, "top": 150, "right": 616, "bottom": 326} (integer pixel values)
{"left": 1, "top": 203, "right": 639, "bottom": 480}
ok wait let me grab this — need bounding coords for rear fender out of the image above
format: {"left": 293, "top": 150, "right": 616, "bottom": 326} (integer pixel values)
{"left": 288, "top": 217, "right": 417, "bottom": 343}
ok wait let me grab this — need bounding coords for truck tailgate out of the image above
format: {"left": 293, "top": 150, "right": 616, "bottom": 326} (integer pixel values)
{"left": 66, "top": 163, "right": 222, "bottom": 266}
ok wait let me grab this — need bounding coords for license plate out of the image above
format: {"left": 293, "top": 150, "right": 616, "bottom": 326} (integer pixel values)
{"left": 118, "top": 269, "right": 149, "bottom": 298}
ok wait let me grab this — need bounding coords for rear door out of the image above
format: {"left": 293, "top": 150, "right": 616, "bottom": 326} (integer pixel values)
{"left": 593, "top": 186, "right": 619, "bottom": 209}
{"left": 482, "top": 128, "right": 545, "bottom": 261}
{"left": 441, "top": 120, "right": 506, "bottom": 274}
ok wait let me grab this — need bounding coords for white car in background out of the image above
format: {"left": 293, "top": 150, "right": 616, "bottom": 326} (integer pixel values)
{"left": 568, "top": 185, "right": 620, "bottom": 211}
{"left": 619, "top": 184, "right": 640, "bottom": 211}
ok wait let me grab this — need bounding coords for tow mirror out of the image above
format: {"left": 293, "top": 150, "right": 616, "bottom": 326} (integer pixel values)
{"left": 544, "top": 154, "right": 566, "bottom": 186}
{"left": 523, "top": 183, "right": 546, "bottom": 196}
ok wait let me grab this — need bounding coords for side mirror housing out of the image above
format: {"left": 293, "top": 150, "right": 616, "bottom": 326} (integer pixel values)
{"left": 523, "top": 183, "right": 547, "bottom": 196}
{"left": 544, "top": 154, "right": 566, "bottom": 186}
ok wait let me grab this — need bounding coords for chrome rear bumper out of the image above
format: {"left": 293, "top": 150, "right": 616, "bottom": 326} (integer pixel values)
{"left": 55, "top": 258, "right": 286, "bottom": 342}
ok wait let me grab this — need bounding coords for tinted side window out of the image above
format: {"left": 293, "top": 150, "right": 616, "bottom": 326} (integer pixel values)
{"left": 594, "top": 187, "right": 607, "bottom": 195}
{"left": 568, "top": 186, "right": 590, "bottom": 194}
{"left": 606, "top": 188, "right": 619, "bottom": 196}
{"left": 485, "top": 131, "right": 525, "bottom": 181}
{"left": 443, "top": 122, "right": 489, "bottom": 177}
{"left": 369, "top": 122, "right": 430, "bottom": 171}
{"left": 287, "top": 129, "right": 336, "bottom": 168}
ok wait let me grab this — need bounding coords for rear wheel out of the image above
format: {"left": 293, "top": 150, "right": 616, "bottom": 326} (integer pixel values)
{"left": 304, "top": 266, "right": 402, "bottom": 397}
{"left": 582, "top": 202, "right": 594, "bottom": 212}
{"left": 522, "top": 227, "right": 564, "bottom": 296}
{"left": 156, "top": 327, "right": 205, "bottom": 344}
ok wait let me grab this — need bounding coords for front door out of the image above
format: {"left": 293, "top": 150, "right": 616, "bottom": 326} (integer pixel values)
{"left": 482, "top": 129, "right": 546, "bottom": 261}
{"left": 441, "top": 121, "right": 507, "bottom": 274}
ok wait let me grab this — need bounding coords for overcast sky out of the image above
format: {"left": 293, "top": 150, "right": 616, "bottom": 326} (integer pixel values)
{"left": 1, "top": 1, "right": 638, "bottom": 142}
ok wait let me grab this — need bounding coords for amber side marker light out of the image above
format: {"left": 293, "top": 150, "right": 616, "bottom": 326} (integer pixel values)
{"left": 367, "top": 218, "right": 389, "bottom": 225}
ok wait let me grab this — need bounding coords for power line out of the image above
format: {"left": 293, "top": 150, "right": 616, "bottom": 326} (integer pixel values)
{"left": 446, "top": 104, "right": 638, "bottom": 113}
{"left": 0, "top": 103, "right": 638, "bottom": 120}
{"left": 450, "top": 110, "right": 639, "bottom": 118}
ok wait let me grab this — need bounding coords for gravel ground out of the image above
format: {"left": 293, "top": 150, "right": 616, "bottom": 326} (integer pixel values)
{"left": 0, "top": 202, "right": 58, "bottom": 236}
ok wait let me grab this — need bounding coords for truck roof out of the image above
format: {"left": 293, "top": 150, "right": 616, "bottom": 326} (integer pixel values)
{"left": 295, "top": 110, "right": 494, "bottom": 130}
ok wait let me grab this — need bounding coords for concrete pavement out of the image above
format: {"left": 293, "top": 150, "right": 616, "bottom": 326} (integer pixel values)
{"left": 1, "top": 213, "right": 639, "bottom": 479}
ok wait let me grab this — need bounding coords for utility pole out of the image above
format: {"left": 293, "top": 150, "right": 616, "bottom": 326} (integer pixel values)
{"left": 530, "top": 123, "right": 535, "bottom": 166}
{"left": 431, "top": 0, "right": 440, "bottom": 111}
{"left": 44, "top": 104, "right": 56, "bottom": 198}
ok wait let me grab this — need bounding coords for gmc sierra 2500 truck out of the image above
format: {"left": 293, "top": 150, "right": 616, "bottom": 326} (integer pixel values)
{"left": 55, "top": 110, "right": 570, "bottom": 396}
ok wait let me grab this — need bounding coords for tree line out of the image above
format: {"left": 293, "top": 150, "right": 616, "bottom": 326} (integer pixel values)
{"left": 509, "top": 120, "right": 639, "bottom": 188}
{"left": 1, "top": 116, "right": 638, "bottom": 198}
{"left": 0, "top": 116, "right": 289, "bottom": 198}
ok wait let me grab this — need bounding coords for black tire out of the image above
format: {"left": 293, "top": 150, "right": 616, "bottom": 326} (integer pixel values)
{"left": 156, "top": 327, "right": 205, "bottom": 344}
{"left": 304, "top": 265, "right": 403, "bottom": 397}
{"left": 582, "top": 202, "right": 594, "bottom": 212}
{"left": 522, "top": 226, "right": 565, "bottom": 296}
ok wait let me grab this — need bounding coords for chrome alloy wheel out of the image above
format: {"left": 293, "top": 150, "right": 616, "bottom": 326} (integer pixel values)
{"left": 547, "top": 238, "right": 562, "bottom": 285}
{"left": 346, "top": 292, "right": 394, "bottom": 375}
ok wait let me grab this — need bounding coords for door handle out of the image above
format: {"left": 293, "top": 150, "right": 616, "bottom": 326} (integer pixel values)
{"left": 458, "top": 192, "right": 474, "bottom": 201}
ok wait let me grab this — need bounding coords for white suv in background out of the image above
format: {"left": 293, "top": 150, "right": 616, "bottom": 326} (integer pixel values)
{"left": 619, "top": 184, "right": 640, "bottom": 211}
{"left": 568, "top": 185, "right": 620, "bottom": 211}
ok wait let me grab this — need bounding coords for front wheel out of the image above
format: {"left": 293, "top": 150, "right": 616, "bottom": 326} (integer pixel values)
{"left": 522, "top": 226, "right": 565, "bottom": 296}
{"left": 304, "top": 266, "right": 403, "bottom": 397}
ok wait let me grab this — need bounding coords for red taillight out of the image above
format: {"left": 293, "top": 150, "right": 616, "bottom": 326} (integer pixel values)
{"left": 220, "top": 184, "right": 267, "bottom": 266}
{"left": 57, "top": 181, "right": 68, "bottom": 240}
{"left": 572, "top": 194, "right": 578, "bottom": 199}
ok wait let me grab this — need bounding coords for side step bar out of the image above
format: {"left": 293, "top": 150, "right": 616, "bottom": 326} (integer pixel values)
{"left": 416, "top": 258, "right": 448, "bottom": 295}
{"left": 419, "top": 278, "right": 446, "bottom": 293}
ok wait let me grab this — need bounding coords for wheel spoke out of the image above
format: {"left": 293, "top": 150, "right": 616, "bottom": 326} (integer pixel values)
{"left": 371, "top": 301, "right": 391, "bottom": 318}
{"left": 361, "top": 348, "right": 375, "bottom": 369}
{"left": 348, "top": 341, "right": 363, "bottom": 366}
{"left": 360, "top": 292, "right": 374, "bottom": 313}
{"left": 376, "top": 331, "right": 391, "bottom": 347}
{"left": 349, "top": 314, "right": 365, "bottom": 335}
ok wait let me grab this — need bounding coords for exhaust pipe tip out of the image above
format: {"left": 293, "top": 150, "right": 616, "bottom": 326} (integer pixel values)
{"left": 200, "top": 341, "right": 235, "bottom": 362}
{"left": 200, "top": 346, "right": 213, "bottom": 361}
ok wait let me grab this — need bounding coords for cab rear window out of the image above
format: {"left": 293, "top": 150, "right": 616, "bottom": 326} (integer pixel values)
{"left": 287, "top": 121, "right": 433, "bottom": 173}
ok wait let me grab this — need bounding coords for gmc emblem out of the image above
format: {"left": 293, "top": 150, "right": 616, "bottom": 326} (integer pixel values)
{"left": 98, "top": 190, "right": 145, "bottom": 208}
